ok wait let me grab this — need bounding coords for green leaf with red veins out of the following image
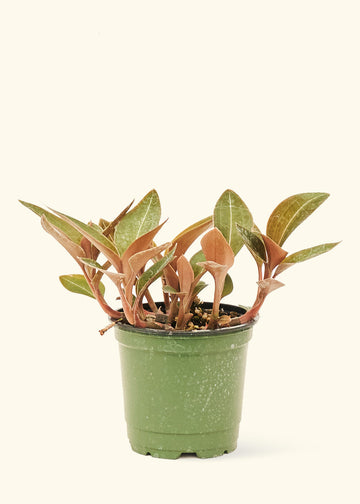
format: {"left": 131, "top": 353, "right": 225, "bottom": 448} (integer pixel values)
{"left": 177, "top": 255, "right": 194, "bottom": 294}
{"left": 59, "top": 274, "right": 105, "bottom": 299}
{"left": 19, "top": 200, "right": 83, "bottom": 244}
{"left": 40, "top": 215, "right": 85, "bottom": 263}
{"left": 266, "top": 192, "right": 329, "bottom": 246}
{"left": 214, "top": 190, "right": 253, "bottom": 255}
{"left": 114, "top": 190, "right": 161, "bottom": 256}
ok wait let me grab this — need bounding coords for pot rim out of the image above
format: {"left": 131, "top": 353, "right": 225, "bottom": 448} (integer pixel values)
{"left": 112, "top": 302, "right": 258, "bottom": 337}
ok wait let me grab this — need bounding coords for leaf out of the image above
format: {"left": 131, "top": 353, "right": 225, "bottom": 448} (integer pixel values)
{"left": 49, "top": 207, "right": 122, "bottom": 271}
{"left": 193, "top": 281, "right": 208, "bottom": 297}
{"left": 19, "top": 200, "right": 83, "bottom": 244}
{"left": 102, "top": 200, "right": 134, "bottom": 238}
{"left": 136, "top": 248, "right": 176, "bottom": 296}
{"left": 162, "top": 285, "right": 178, "bottom": 294}
{"left": 266, "top": 192, "right": 330, "bottom": 246}
{"left": 214, "top": 189, "right": 253, "bottom": 255}
{"left": 114, "top": 190, "right": 161, "bottom": 256}
{"left": 222, "top": 274, "right": 233, "bottom": 298}
{"left": 59, "top": 274, "right": 105, "bottom": 298}
{"left": 200, "top": 228, "right": 235, "bottom": 268}
{"left": 169, "top": 216, "right": 213, "bottom": 264}
{"left": 177, "top": 255, "right": 194, "bottom": 294}
{"left": 261, "top": 234, "right": 288, "bottom": 271}
{"left": 236, "top": 225, "right": 267, "bottom": 263}
{"left": 78, "top": 258, "right": 125, "bottom": 289}
{"left": 190, "top": 250, "right": 206, "bottom": 277}
{"left": 282, "top": 242, "right": 340, "bottom": 264}
{"left": 257, "top": 278, "right": 285, "bottom": 295}
{"left": 40, "top": 215, "right": 85, "bottom": 263}
{"left": 128, "top": 242, "right": 171, "bottom": 277}
{"left": 78, "top": 258, "right": 103, "bottom": 269}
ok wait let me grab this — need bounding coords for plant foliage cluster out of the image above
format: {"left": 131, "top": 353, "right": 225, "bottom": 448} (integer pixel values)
{"left": 20, "top": 190, "right": 338, "bottom": 332}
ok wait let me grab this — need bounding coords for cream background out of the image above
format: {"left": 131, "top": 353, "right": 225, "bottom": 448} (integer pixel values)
{"left": 1, "top": 1, "right": 359, "bottom": 503}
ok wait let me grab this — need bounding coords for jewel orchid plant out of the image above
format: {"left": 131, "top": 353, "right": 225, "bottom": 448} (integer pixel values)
{"left": 20, "top": 190, "right": 339, "bottom": 333}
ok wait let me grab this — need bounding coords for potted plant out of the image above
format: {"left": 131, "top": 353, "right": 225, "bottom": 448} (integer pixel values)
{"left": 20, "top": 190, "right": 339, "bottom": 459}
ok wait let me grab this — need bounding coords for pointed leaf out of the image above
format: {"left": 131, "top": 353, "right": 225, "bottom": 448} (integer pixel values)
{"left": 136, "top": 248, "right": 176, "bottom": 296}
{"left": 19, "top": 200, "right": 83, "bottom": 244}
{"left": 282, "top": 242, "right": 340, "bottom": 264}
{"left": 59, "top": 274, "right": 105, "bottom": 298}
{"left": 78, "top": 258, "right": 103, "bottom": 269}
{"left": 262, "top": 234, "right": 288, "bottom": 271}
{"left": 266, "top": 192, "right": 330, "bottom": 246}
{"left": 273, "top": 263, "right": 294, "bottom": 278}
{"left": 236, "top": 225, "right": 267, "bottom": 263}
{"left": 201, "top": 228, "right": 235, "bottom": 268}
{"left": 49, "top": 208, "right": 122, "bottom": 271}
{"left": 102, "top": 200, "right": 134, "bottom": 238}
{"left": 128, "top": 242, "right": 171, "bottom": 277}
{"left": 170, "top": 216, "right": 213, "bottom": 261}
{"left": 214, "top": 190, "right": 253, "bottom": 255}
{"left": 177, "top": 255, "right": 194, "bottom": 294}
{"left": 114, "top": 190, "right": 161, "bottom": 256}
{"left": 41, "top": 215, "right": 85, "bottom": 262}
{"left": 257, "top": 278, "right": 285, "bottom": 295}
{"left": 190, "top": 250, "right": 206, "bottom": 277}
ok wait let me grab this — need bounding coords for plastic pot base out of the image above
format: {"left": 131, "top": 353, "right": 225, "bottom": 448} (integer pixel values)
{"left": 127, "top": 425, "right": 239, "bottom": 459}
{"left": 114, "top": 303, "right": 256, "bottom": 460}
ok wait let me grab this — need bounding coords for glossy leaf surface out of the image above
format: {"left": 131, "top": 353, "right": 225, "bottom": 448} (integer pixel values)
{"left": 114, "top": 190, "right": 161, "bottom": 256}
{"left": 214, "top": 190, "right": 253, "bottom": 255}
{"left": 266, "top": 192, "right": 329, "bottom": 246}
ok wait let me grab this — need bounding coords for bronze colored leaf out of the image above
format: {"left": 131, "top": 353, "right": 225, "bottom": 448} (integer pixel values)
{"left": 266, "top": 192, "right": 330, "bottom": 246}
{"left": 170, "top": 216, "right": 213, "bottom": 261}
{"left": 177, "top": 255, "right": 195, "bottom": 294}
{"left": 200, "top": 228, "right": 235, "bottom": 268}
{"left": 41, "top": 215, "right": 85, "bottom": 263}
{"left": 20, "top": 200, "right": 83, "bottom": 244}
{"left": 261, "top": 234, "right": 288, "bottom": 272}
{"left": 49, "top": 207, "right": 122, "bottom": 271}
{"left": 257, "top": 278, "right": 285, "bottom": 295}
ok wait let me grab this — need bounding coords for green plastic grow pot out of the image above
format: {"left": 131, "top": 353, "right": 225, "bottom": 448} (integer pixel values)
{"left": 114, "top": 303, "right": 257, "bottom": 459}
